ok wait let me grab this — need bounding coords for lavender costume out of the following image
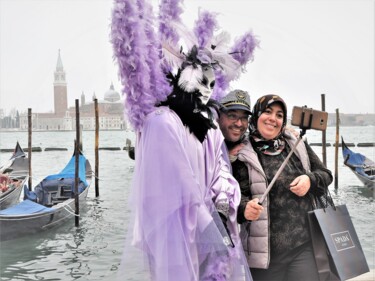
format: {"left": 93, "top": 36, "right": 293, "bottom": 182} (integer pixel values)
{"left": 119, "top": 106, "right": 252, "bottom": 280}
{"left": 111, "top": 0, "right": 259, "bottom": 279}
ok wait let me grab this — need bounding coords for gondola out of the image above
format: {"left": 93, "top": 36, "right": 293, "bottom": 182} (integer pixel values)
{"left": 125, "top": 138, "right": 135, "bottom": 160}
{"left": 0, "top": 150, "right": 92, "bottom": 241}
{"left": 0, "top": 142, "right": 29, "bottom": 210}
{"left": 341, "top": 137, "right": 375, "bottom": 189}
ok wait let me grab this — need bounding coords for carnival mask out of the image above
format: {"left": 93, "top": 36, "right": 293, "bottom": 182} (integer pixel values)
{"left": 178, "top": 65, "right": 215, "bottom": 105}
{"left": 196, "top": 66, "right": 215, "bottom": 105}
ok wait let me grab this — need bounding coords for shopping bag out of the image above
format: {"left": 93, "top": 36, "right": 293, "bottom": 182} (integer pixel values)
{"left": 308, "top": 210, "right": 340, "bottom": 281}
{"left": 308, "top": 204, "right": 369, "bottom": 281}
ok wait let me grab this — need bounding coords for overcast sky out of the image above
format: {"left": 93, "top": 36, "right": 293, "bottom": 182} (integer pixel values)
{"left": 0, "top": 0, "right": 374, "bottom": 116}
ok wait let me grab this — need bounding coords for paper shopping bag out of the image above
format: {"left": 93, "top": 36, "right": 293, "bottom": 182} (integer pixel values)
{"left": 308, "top": 204, "right": 369, "bottom": 281}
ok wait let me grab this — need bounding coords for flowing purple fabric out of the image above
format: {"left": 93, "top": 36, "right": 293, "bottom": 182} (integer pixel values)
{"left": 117, "top": 107, "right": 252, "bottom": 281}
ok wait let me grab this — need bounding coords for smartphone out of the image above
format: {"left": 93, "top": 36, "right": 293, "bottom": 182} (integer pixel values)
{"left": 291, "top": 106, "right": 328, "bottom": 131}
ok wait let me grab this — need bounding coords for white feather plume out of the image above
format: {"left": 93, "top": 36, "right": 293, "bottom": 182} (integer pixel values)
{"left": 207, "top": 31, "right": 241, "bottom": 81}
{"left": 168, "top": 21, "right": 199, "bottom": 52}
{"left": 212, "top": 51, "right": 241, "bottom": 81}
{"left": 161, "top": 40, "right": 185, "bottom": 70}
{"left": 209, "top": 31, "right": 231, "bottom": 52}
{"left": 178, "top": 65, "right": 203, "bottom": 93}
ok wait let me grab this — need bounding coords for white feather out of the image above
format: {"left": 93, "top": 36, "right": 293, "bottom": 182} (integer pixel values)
{"left": 212, "top": 51, "right": 241, "bottom": 81}
{"left": 169, "top": 21, "right": 199, "bottom": 52}
{"left": 209, "top": 31, "right": 231, "bottom": 52}
{"left": 161, "top": 40, "right": 185, "bottom": 69}
{"left": 178, "top": 65, "right": 203, "bottom": 93}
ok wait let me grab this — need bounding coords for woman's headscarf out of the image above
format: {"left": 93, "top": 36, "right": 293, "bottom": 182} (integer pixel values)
{"left": 249, "top": 94, "right": 288, "bottom": 155}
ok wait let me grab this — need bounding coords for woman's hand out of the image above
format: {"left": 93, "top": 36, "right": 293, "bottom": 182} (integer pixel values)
{"left": 244, "top": 198, "right": 263, "bottom": 221}
{"left": 289, "top": 175, "right": 311, "bottom": 196}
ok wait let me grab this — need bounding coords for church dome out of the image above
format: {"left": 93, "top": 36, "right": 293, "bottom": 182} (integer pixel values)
{"left": 104, "top": 83, "right": 120, "bottom": 102}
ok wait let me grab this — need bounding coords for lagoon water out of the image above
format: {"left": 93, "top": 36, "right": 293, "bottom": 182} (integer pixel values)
{"left": 0, "top": 126, "right": 374, "bottom": 280}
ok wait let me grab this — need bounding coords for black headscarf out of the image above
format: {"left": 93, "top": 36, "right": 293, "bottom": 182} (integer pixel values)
{"left": 249, "top": 95, "right": 288, "bottom": 155}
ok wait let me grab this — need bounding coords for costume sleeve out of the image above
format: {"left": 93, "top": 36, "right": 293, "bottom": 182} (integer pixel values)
{"left": 204, "top": 128, "right": 241, "bottom": 240}
{"left": 305, "top": 143, "right": 333, "bottom": 196}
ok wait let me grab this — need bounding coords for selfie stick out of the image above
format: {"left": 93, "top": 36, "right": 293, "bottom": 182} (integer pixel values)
{"left": 258, "top": 135, "right": 304, "bottom": 205}
{"left": 258, "top": 108, "right": 313, "bottom": 205}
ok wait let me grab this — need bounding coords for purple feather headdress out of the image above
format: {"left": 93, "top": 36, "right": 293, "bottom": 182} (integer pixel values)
{"left": 111, "top": 0, "right": 259, "bottom": 130}
{"left": 194, "top": 10, "right": 218, "bottom": 48}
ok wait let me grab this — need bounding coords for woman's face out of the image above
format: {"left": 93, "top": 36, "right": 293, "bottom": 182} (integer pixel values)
{"left": 257, "top": 103, "right": 284, "bottom": 140}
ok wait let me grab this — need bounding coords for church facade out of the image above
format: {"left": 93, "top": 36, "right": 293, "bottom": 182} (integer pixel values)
{"left": 19, "top": 51, "right": 127, "bottom": 131}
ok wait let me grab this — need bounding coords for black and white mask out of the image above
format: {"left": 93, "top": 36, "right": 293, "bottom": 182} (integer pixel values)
{"left": 196, "top": 66, "right": 215, "bottom": 105}
{"left": 178, "top": 65, "right": 215, "bottom": 105}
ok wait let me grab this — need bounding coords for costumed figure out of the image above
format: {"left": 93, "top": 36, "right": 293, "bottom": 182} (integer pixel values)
{"left": 111, "top": 1, "right": 259, "bottom": 280}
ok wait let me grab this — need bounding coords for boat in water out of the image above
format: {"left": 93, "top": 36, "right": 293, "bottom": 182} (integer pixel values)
{"left": 341, "top": 137, "right": 375, "bottom": 189}
{"left": 0, "top": 142, "right": 29, "bottom": 210}
{"left": 0, "top": 150, "right": 92, "bottom": 241}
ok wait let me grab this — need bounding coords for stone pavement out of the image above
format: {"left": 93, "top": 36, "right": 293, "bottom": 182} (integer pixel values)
{"left": 348, "top": 269, "right": 374, "bottom": 281}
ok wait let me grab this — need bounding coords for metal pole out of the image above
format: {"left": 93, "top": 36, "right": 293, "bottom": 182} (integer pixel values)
{"left": 28, "top": 108, "right": 32, "bottom": 191}
{"left": 334, "top": 109, "right": 340, "bottom": 189}
{"left": 94, "top": 98, "right": 99, "bottom": 197}
{"left": 259, "top": 135, "right": 304, "bottom": 204}
{"left": 75, "top": 99, "right": 80, "bottom": 226}
{"left": 321, "top": 94, "right": 327, "bottom": 166}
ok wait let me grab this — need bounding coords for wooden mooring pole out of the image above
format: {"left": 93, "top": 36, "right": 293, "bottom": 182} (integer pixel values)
{"left": 79, "top": 125, "right": 83, "bottom": 151}
{"left": 94, "top": 98, "right": 99, "bottom": 197}
{"left": 74, "top": 99, "right": 80, "bottom": 226}
{"left": 334, "top": 108, "right": 340, "bottom": 189}
{"left": 321, "top": 94, "right": 327, "bottom": 166}
{"left": 28, "top": 108, "right": 32, "bottom": 191}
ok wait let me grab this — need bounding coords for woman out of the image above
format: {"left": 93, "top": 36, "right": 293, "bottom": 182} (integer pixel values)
{"left": 233, "top": 95, "right": 333, "bottom": 281}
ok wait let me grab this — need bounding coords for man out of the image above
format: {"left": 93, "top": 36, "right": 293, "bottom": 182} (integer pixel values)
{"left": 218, "top": 89, "right": 251, "bottom": 164}
{"left": 218, "top": 89, "right": 264, "bottom": 225}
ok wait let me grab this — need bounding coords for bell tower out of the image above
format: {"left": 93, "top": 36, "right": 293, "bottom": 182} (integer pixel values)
{"left": 54, "top": 49, "right": 67, "bottom": 115}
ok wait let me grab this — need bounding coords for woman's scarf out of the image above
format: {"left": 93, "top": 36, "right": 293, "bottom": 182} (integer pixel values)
{"left": 251, "top": 135, "right": 285, "bottom": 155}
{"left": 249, "top": 94, "right": 288, "bottom": 155}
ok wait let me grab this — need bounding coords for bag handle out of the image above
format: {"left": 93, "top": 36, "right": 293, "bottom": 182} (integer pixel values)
{"left": 309, "top": 188, "right": 336, "bottom": 211}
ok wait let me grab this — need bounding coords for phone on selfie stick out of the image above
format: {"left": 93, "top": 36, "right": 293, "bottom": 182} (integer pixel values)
{"left": 291, "top": 106, "right": 328, "bottom": 132}
{"left": 258, "top": 106, "right": 328, "bottom": 205}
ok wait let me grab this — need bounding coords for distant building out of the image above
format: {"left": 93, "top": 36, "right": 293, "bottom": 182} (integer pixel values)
{"left": 18, "top": 50, "right": 127, "bottom": 131}
{"left": 54, "top": 50, "right": 68, "bottom": 116}
{"left": 69, "top": 83, "right": 125, "bottom": 130}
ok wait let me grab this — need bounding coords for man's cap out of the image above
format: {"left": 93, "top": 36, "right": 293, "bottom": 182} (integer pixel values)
{"left": 219, "top": 89, "right": 251, "bottom": 114}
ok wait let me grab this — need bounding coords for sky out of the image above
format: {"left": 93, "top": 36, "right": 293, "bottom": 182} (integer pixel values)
{"left": 0, "top": 0, "right": 374, "bottom": 116}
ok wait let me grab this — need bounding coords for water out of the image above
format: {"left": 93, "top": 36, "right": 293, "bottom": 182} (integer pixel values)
{"left": 0, "top": 127, "right": 374, "bottom": 280}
